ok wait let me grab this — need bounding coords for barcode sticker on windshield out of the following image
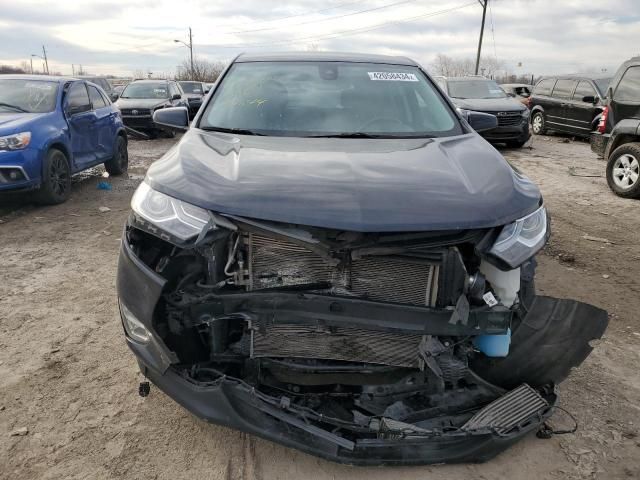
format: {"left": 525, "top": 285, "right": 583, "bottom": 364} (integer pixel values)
{"left": 368, "top": 72, "right": 418, "bottom": 82}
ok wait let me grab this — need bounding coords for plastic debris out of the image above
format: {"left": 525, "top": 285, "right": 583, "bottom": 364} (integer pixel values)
{"left": 98, "top": 206, "right": 111, "bottom": 213}
{"left": 97, "top": 181, "right": 112, "bottom": 191}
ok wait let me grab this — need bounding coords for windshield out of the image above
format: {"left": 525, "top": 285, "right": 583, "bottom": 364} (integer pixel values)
{"left": 0, "top": 79, "right": 58, "bottom": 113}
{"left": 594, "top": 78, "right": 612, "bottom": 96}
{"left": 120, "top": 82, "right": 169, "bottom": 99}
{"left": 199, "top": 62, "right": 461, "bottom": 137}
{"left": 447, "top": 79, "right": 507, "bottom": 99}
{"left": 179, "top": 82, "right": 203, "bottom": 94}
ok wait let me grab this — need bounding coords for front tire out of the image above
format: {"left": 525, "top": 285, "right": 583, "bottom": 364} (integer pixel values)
{"left": 105, "top": 135, "right": 128, "bottom": 176}
{"left": 531, "top": 112, "right": 546, "bottom": 135}
{"left": 606, "top": 142, "right": 640, "bottom": 198}
{"left": 36, "top": 149, "right": 71, "bottom": 205}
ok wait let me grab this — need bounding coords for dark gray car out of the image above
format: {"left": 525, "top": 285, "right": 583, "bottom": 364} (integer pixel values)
{"left": 435, "top": 76, "right": 531, "bottom": 147}
{"left": 116, "top": 52, "right": 607, "bottom": 465}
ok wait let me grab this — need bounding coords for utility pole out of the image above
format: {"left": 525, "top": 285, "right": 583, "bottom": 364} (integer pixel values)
{"left": 474, "top": 0, "right": 488, "bottom": 75}
{"left": 174, "top": 27, "right": 194, "bottom": 79}
{"left": 30, "top": 58, "right": 33, "bottom": 74}
{"left": 189, "top": 27, "right": 194, "bottom": 79}
{"left": 42, "top": 45, "right": 49, "bottom": 74}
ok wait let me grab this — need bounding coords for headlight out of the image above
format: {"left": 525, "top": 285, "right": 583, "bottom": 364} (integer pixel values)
{"left": 131, "top": 182, "right": 211, "bottom": 242}
{"left": 489, "top": 206, "right": 548, "bottom": 268}
{"left": 0, "top": 132, "right": 31, "bottom": 151}
{"left": 120, "top": 300, "right": 151, "bottom": 343}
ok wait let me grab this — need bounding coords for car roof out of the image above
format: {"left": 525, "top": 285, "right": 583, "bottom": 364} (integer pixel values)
{"left": 541, "top": 73, "right": 612, "bottom": 81}
{"left": 129, "top": 79, "right": 171, "bottom": 83}
{"left": 235, "top": 51, "right": 417, "bottom": 66}
{"left": 0, "top": 74, "right": 77, "bottom": 83}
{"left": 501, "top": 83, "right": 532, "bottom": 87}
{"left": 442, "top": 76, "right": 491, "bottom": 82}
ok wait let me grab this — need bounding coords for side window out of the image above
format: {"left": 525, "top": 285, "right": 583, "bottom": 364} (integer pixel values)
{"left": 67, "top": 82, "right": 91, "bottom": 113}
{"left": 573, "top": 81, "right": 596, "bottom": 101}
{"left": 99, "top": 90, "right": 112, "bottom": 105}
{"left": 552, "top": 79, "right": 577, "bottom": 99}
{"left": 534, "top": 78, "right": 555, "bottom": 96}
{"left": 169, "top": 83, "right": 179, "bottom": 98}
{"left": 88, "top": 85, "right": 106, "bottom": 109}
{"left": 614, "top": 66, "right": 640, "bottom": 102}
{"left": 100, "top": 79, "right": 111, "bottom": 92}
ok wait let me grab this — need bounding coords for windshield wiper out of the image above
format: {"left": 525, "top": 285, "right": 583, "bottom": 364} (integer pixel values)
{"left": 0, "top": 102, "right": 28, "bottom": 113}
{"left": 306, "top": 132, "right": 385, "bottom": 138}
{"left": 201, "top": 126, "right": 266, "bottom": 136}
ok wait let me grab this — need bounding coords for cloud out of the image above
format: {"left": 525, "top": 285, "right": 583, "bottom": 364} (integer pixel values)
{"left": 1, "top": 0, "right": 639, "bottom": 76}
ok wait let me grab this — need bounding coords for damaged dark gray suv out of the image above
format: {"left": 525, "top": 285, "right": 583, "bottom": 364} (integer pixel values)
{"left": 117, "top": 52, "right": 608, "bottom": 466}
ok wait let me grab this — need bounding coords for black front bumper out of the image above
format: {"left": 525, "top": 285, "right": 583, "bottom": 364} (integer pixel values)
{"left": 116, "top": 237, "right": 607, "bottom": 465}
{"left": 132, "top": 352, "right": 555, "bottom": 466}
{"left": 122, "top": 115, "right": 155, "bottom": 130}
{"left": 481, "top": 122, "right": 530, "bottom": 143}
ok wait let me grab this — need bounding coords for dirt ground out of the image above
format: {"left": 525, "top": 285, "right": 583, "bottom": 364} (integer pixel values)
{"left": 1, "top": 134, "right": 639, "bottom": 480}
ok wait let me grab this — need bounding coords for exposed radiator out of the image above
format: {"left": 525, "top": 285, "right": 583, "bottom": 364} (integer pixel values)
{"left": 245, "top": 323, "right": 423, "bottom": 367}
{"left": 246, "top": 234, "right": 440, "bottom": 307}
{"left": 462, "top": 384, "right": 549, "bottom": 434}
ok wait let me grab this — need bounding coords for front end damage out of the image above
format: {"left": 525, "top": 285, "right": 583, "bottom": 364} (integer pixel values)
{"left": 117, "top": 211, "right": 608, "bottom": 465}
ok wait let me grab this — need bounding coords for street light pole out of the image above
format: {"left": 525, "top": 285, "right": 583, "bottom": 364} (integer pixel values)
{"left": 30, "top": 58, "right": 33, "bottom": 74}
{"left": 42, "top": 45, "right": 49, "bottom": 74}
{"left": 474, "top": 0, "right": 488, "bottom": 75}
{"left": 174, "top": 27, "right": 194, "bottom": 79}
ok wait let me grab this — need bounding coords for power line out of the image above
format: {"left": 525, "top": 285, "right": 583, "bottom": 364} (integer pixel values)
{"left": 206, "top": 2, "right": 477, "bottom": 49}
{"left": 225, "top": 0, "right": 422, "bottom": 35}
{"left": 209, "top": 0, "right": 369, "bottom": 29}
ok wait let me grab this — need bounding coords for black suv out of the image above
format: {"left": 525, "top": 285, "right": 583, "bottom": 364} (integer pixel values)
{"left": 434, "top": 76, "right": 530, "bottom": 147}
{"left": 529, "top": 74, "right": 611, "bottom": 137}
{"left": 591, "top": 57, "right": 640, "bottom": 197}
{"left": 115, "top": 79, "right": 188, "bottom": 136}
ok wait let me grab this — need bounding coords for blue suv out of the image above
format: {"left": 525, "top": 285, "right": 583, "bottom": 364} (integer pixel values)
{"left": 0, "top": 75, "right": 128, "bottom": 204}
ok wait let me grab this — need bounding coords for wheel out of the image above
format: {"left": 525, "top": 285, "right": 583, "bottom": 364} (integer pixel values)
{"left": 104, "top": 135, "right": 128, "bottom": 175}
{"left": 506, "top": 139, "right": 527, "bottom": 148}
{"left": 606, "top": 142, "right": 640, "bottom": 198}
{"left": 36, "top": 149, "right": 71, "bottom": 205}
{"left": 531, "top": 112, "right": 546, "bottom": 135}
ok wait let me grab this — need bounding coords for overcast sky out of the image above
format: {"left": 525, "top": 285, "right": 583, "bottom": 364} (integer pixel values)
{"left": 1, "top": 0, "right": 639, "bottom": 77}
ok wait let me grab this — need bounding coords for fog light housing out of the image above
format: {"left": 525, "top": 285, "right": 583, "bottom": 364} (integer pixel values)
{"left": 119, "top": 300, "right": 151, "bottom": 343}
{"left": 0, "top": 167, "right": 27, "bottom": 183}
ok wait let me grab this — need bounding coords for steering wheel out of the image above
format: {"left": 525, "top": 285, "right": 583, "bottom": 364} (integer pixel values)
{"left": 358, "top": 116, "right": 411, "bottom": 131}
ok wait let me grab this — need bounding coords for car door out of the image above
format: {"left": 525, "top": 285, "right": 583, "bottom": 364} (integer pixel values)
{"left": 65, "top": 81, "right": 98, "bottom": 169}
{"left": 547, "top": 79, "right": 578, "bottom": 133}
{"left": 531, "top": 77, "right": 556, "bottom": 114}
{"left": 566, "top": 80, "right": 599, "bottom": 135}
{"left": 87, "top": 84, "right": 116, "bottom": 161}
{"left": 610, "top": 65, "right": 640, "bottom": 126}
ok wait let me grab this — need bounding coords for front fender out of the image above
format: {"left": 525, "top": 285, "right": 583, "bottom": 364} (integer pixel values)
{"left": 604, "top": 118, "right": 640, "bottom": 159}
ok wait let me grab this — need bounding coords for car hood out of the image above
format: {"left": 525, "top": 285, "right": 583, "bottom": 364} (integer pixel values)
{"left": 145, "top": 130, "right": 541, "bottom": 232}
{"left": 451, "top": 97, "right": 525, "bottom": 112}
{"left": 115, "top": 98, "right": 170, "bottom": 109}
{"left": 0, "top": 112, "right": 47, "bottom": 133}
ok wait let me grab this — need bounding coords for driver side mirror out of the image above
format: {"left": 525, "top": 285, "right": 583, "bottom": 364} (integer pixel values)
{"left": 465, "top": 110, "right": 498, "bottom": 132}
{"left": 153, "top": 106, "right": 189, "bottom": 131}
{"left": 110, "top": 92, "right": 120, "bottom": 101}
{"left": 507, "top": 92, "right": 516, "bottom": 98}
{"left": 171, "top": 93, "right": 181, "bottom": 100}
{"left": 582, "top": 95, "right": 598, "bottom": 104}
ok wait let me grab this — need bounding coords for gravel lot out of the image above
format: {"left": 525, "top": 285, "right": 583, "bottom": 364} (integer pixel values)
{"left": 1, "top": 134, "right": 639, "bottom": 479}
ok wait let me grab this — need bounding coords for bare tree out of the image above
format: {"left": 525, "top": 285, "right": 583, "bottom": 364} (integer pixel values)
{"left": 430, "top": 54, "right": 504, "bottom": 78}
{"left": 175, "top": 56, "right": 226, "bottom": 82}
{"left": 0, "top": 64, "right": 26, "bottom": 74}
